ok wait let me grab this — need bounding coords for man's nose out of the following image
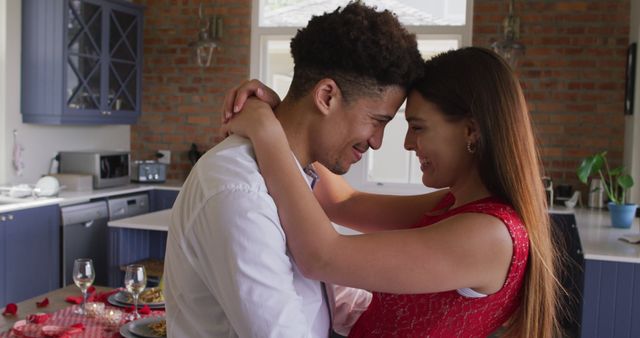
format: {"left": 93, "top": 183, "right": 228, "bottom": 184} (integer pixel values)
{"left": 368, "top": 128, "right": 384, "bottom": 150}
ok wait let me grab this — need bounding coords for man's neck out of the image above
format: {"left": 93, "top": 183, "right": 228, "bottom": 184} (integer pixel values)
{"left": 274, "top": 96, "right": 314, "bottom": 168}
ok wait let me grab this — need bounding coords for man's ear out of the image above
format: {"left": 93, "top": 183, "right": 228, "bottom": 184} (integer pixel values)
{"left": 312, "top": 78, "right": 341, "bottom": 116}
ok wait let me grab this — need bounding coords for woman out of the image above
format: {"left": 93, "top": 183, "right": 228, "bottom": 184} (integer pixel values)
{"left": 222, "top": 47, "right": 559, "bottom": 337}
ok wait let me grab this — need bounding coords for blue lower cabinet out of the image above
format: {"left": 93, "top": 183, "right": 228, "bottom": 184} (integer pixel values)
{"left": 2, "top": 205, "right": 61, "bottom": 304}
{"left": 108, "top": 228, "right": 167, "bottom": 287}
{"left": 582, "top": 259, "right": 640, "bottom": 338}
{"left": 0, "top": 214, "right": 5, "bottom": 306}
{"left": 149, "top": 189, "right": 179, "bottom": 212}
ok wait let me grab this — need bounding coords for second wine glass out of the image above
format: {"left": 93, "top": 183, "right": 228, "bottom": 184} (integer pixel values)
{"left": 124, "top": 264, "right": 147, "bottom": 320}
{"left": 72, "top": 258, "right": 95, "bottom": 315}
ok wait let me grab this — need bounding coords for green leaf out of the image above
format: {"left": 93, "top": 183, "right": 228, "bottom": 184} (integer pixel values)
{"left": 577, "top": 154, "right": 604, "bottom": 183}
{"left": 610, "top": 167, "right": 623, "bottom": 176}
{"left": 576, "top": 151, "right": 633, "bottom": 204}
{"left": 618, "top": 174, "right": 634, "bottom": 189}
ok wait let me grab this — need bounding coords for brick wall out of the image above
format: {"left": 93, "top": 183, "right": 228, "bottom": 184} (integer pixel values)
{"left": 131, "top": 0, "right": 251, "bottom": 180}
{"left": 133, "top": 0, "right": 630, "bottom": 195}
{"left": 474, "top": 0, "right": 630, "bottom": 199}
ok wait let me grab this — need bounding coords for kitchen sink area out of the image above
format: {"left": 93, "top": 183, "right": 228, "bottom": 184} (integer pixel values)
{"left": 0, "top": 196, "right": 23, "bottom": 205}
{"left": 0, "top": 194, "right": 63, "bottom": 212}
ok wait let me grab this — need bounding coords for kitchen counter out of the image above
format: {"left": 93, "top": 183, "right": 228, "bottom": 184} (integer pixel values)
{"left": 0, "top": 181, "right": 182, "bottom": 213}
{"left": 0, "top": 196, "right": 65, "bottom": 213}
{"left": 550, "top": 206, "right": 640, "bottom": 263}
{"left": 108, "top": 209, "right": 171, "bottom": 232}
{"left": 94, "top": 199, "right": 640, "bottom": 264}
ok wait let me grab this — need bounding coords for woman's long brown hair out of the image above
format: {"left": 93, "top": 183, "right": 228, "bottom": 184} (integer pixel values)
{"left": 415, "top": 47, "right": 560, "bottom": 337}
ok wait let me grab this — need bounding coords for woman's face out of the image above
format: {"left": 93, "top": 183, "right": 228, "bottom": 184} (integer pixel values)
{"left": 404, "top": 90, "right": 477, "bottom": 189}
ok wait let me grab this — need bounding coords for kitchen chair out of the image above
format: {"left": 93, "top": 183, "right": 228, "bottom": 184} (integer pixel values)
{"left": 550, "top": 212, "right": 585, "bottom": 338}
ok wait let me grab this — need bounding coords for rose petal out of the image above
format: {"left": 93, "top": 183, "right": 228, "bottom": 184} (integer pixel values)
{"left": 87, "top": 286, "right": 96, "bottom": 294}
{"left": 2, "top": 303, "right": 17, "bottom": 316}
{"left": 70, "top": 323, "right": 85, "bottom": 330}
{"left": 36, "top": 297, "right": 49, "bottom": 308}
{"left": 138, "top": 304, "right": 151, "bottom": 315}
{"left": 27, "top": 312, "right": 50, "bottom": 324}
{"left": 64, "top": 296, "right": 82, "bottom": 304}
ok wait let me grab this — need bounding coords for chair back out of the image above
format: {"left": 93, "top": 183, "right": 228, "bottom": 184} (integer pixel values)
{"left": 550, "top": 212, "right": 584, "bottom": 338}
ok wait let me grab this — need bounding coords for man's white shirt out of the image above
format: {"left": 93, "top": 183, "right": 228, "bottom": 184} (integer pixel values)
{"left": 164, "top": 135, "right": 370, "bottom": 337}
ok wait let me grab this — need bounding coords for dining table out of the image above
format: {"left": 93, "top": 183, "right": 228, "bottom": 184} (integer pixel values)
{"left": 0, "top": 285, "right": 165, "bottom": 337}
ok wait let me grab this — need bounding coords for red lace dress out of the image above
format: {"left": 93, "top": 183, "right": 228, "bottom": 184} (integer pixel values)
{"left": 349, "top": 193, "right": 529, "bottom": 338}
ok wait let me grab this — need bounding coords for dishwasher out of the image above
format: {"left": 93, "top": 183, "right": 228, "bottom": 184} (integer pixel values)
{"left": 107, "top": 193, "right": 150, "bottom": 287}
{"left": 107, "top": 193, "right": 149, "bottom": 221}
{"left": 61, "top": 201, "right": 110, "bottom": 286}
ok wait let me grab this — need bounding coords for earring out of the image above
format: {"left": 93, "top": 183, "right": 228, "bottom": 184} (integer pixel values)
{"left": 466, "top": 141, "right": 476, "bottom": 154}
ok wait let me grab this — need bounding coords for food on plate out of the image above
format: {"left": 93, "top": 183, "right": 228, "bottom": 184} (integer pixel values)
{"left": 124, "top": 287, "right": 164, "bottom": 304}
{"left": 148, "top": 319, "right": 167, "bottom": 336}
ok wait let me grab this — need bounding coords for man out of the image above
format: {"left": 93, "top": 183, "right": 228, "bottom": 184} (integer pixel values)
{"left": 163, "top": 3, "right": 423, "bottom": 337}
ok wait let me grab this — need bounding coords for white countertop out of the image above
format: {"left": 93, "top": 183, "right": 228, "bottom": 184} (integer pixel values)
{"left": 0, "top": 181, "right": 182, "bottom": 213}
{"left": 551, "top": 207, "right": 640, "bottom": 263}
{"left": 107, "top": 204, "right": 640, "bottom": 264}
{"left": 57, "top": 181, "right": 181, "bottom": 206}
{"left": 11, "top": 189, "right": 635, "bottom": 265}
{"left": 108, "top": 208, "right": 172, "bottom": 231}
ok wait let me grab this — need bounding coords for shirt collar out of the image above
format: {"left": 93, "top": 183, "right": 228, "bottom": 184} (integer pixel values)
{"left": 292, "top": 153, "right": 318, "bottom": 190}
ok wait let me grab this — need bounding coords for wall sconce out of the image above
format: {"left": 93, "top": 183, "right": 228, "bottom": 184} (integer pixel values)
{"left": 188, "top": 3, "right": 223, "bottom": 67}
{"left": 491, "top": 0, "right": 525, "bottom": 68}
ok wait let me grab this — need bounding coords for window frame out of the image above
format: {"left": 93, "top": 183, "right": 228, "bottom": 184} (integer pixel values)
{"left": 250, "top": 0, "right": 474, "bottom": 194}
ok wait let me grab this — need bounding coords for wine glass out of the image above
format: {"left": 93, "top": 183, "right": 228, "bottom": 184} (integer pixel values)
{"left": 124, "top": 264, "right": 147, "bottom": 320}
{"left": 72, "top": 258, "right": 95, "bottom": 315}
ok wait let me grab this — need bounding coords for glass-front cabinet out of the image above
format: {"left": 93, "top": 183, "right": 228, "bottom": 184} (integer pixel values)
{"left": 22, "top": 0, "right": 143, "bottom": 125}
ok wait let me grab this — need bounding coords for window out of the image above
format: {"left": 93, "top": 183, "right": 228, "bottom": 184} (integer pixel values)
{"left": 251, "top": 0, "right": 473, "bottom": 194}
{"left": 0, "top": 0, "right": 6, "bottom": 183}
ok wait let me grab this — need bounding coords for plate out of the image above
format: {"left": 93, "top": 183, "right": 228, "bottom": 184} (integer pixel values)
{"left": 119, "top": 316, "right": 166, "bottom": 338}
{"left": 107, "top": 294, "right": 165, "bottom": 310}
{"left": 114, "top": 289, "right": 165, "bottom": 306}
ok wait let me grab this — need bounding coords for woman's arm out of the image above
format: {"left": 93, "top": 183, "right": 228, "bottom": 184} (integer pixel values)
{"left": 313, "top": 164, "right": 449, "bottom": 232}
{"left": 223, "top": 100, "right": 514, "bottom": 295}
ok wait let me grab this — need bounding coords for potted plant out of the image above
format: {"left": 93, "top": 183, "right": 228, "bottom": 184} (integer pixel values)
{"left": 577, "top": 151, "right": 637, "bottom": 228}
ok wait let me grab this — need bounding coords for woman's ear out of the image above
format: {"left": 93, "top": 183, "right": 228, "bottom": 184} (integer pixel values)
{"left": 312, "top": 78, "right": 341, "bottom": 116}
{"left": 466, "top": 118, "right": 480, "bottom": 143}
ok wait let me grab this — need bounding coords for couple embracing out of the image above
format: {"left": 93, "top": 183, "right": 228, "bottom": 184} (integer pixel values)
{"left": 163, "top": 2, "right": 559, "bottom": 338}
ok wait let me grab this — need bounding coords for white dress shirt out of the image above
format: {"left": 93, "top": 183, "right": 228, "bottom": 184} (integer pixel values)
{"left": 164, "top": 135, "right": 370, "bottom": 338}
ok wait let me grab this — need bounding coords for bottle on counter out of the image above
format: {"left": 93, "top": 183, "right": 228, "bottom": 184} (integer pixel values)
{"left": 588, "top": 178, "right": 605, "bottom": 208}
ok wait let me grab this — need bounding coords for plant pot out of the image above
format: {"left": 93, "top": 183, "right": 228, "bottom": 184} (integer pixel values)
{"left": 607, "top": 202, "right": 638, "bottom": 228}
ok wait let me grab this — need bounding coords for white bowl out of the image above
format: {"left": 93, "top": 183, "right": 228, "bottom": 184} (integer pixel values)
{"left": 35, "top": 176, "right": 60, "bottom": 197}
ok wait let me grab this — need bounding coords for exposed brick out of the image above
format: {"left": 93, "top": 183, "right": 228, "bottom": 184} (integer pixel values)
{"left": 475, "top": 0, "right": 629, "bottom": 187}
{"left": 132, "top": 0, "right": 629, "bottom": 184}
{"left": 132, "top": 0, "right": 250, "bottom": 180}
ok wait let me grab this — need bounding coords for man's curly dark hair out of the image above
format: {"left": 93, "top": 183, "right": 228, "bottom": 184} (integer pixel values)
{"left": 288, "top": 2, "right": 423, "bottom": 101}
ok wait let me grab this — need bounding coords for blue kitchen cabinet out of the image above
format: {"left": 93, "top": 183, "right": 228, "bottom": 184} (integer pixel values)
{"left": 107, "top": 189, "right": 175, "bottom": 287}
{"left": 0, "top": 214, "right": 5, "bottom": 306}
{"left": 581, "top": 259, "right": 640, "bottom": 338}
{"left": 149, "top": 189, "right": 179, "bottom": 212}
{"left": 21, "top": 0, "right": 143, "bottom": 125}
{"left": 1, "top": 205, "right": 61, "bottom": 304}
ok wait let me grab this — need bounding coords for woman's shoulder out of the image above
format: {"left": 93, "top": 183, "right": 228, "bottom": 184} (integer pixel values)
{"left": 458, "top": 197, "right": 522, "bottom": 226}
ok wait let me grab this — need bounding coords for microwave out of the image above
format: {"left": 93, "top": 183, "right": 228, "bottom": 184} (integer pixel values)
{"left": 59, "top": 151, "right": 130, "bottom": 189}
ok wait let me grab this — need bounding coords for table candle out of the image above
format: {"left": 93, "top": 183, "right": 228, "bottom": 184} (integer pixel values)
{"left": 102, "top": 308, "right": 123, "bottom": 329}
{"left": 85, "top": 302, "right": 105, "bottom": 317}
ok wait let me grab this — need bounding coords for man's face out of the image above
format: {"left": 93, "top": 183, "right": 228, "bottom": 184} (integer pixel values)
{"left": 313, "top": 86, "right": 406, "bottom": 175}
